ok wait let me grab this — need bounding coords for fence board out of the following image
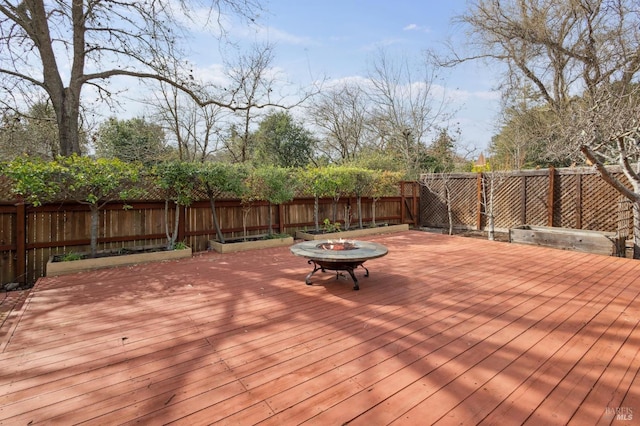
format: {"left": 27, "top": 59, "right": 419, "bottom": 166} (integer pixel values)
{"left": 0, "top": 205, "right": 16, "bottom": 284}
{"left": 556, "top": 174, "right": 578, "bottom": 228}
{"left": 0, "top": 191, "right": 406, "bottom": 286}
{"left": 525, "top": 174, "right": 548, "bottom": 225}
{"left": 493, "top": 174, "right": 523, "bottom": 230}
{"left": 420, "top": 166, "right": 631, "bottom": 237}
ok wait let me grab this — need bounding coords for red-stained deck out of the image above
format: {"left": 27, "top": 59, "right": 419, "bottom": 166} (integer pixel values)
{"left": 0, "top": 231, "right": 639, "bottom": 425}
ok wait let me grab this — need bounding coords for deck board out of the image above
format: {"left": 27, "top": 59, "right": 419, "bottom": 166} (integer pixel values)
{"left": 1, "top": 231, "right": 639, "bottom": 425}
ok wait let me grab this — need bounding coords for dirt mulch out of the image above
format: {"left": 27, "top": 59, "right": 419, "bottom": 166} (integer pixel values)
{"left": 420, "top": 227, "right": 510, "bottom": 243}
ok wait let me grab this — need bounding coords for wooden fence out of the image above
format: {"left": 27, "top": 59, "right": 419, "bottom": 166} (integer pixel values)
{"left": 420, "top": 166, "right": 633, "bottom": 237}
{"left": 0, "top": 181, "right": 420, "bottom": 285}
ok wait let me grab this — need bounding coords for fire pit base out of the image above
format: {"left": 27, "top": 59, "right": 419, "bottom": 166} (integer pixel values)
{"left": 305, "top": 259, "right": 369, "bottom": 290}
{"left": 290, "top": 240, "right": 388, "bottom": 291}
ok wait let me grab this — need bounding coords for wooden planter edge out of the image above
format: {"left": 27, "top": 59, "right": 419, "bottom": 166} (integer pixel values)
{"left": 46, "top": 247, "right": 193, "bottom": 277}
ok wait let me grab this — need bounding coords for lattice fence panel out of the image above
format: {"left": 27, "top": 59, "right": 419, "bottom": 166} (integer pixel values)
{"left": 398, "top": 181, "right": 412, "bottom": 197}
{"left": 492, "top": 175, "right": 523, "bottom": 229}
{"left": 420, "top": 166, "right": 637, "bottom": 238}
{"left": 581, "top": 173, "right": 620, "bottom": 232}
{"left": 449, "top": 177, "right": 478, "bottom": 227}
{"left": 555, "top": 174, "right": 578, "bottom": 228}
{"left": 525, "top": 175, "right": 549, "bottom": 225}
{"left": 419, "top": 180, "right": 449, "bottom": 227}
{"left": 0, "top": 176, "right": 15, "bottom": 202}
{"left": 618, "top": 197, "right": 633, "bottom": 240}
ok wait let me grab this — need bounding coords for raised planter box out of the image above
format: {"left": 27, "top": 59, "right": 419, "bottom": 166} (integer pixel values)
{"left": 46, "top": 247, "right": 193, "bottom": 277}
{"left": 509, "top": 225, "right": 623, "bottom": 256}
{"left": 295, "top": 223, "right": 409, "bottom": 241}
{"left": 209, "top": 236, "right": 294, "bottom": 254}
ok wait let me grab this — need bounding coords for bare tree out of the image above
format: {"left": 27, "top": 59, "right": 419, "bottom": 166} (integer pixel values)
{"left": 366, "top": 49, "right": 453, "bottom": 178}
{"left": 573, "top": 86, "right": 640, "bottom": 257}
{"left": 480, "top": 169, "right": 509, "bottom": 240}
{"left": 450, "top": 0, "right": 640, "bottom": 256}
{"left": 214, "top": 42, "right": 323, "bottom": 164}
{"left": 151, "top": 81, "right": 227, "bottom": 162}
{"left": 420, "top": 172, "right": 457, "bottom": 235}
{"left": 221, "top": 42, "right": 278, "bottom": 163}
{"left": 0, "top": 0, "right": 264, "bottom": 156}
{"left": 0, "top": 100, "right": 59, "bottom": 159}
{"left": 490, "top": 85, "right": 560, "bottom": 169}
{"left": 308, "top": 82, "right": 369, "bottom": 162}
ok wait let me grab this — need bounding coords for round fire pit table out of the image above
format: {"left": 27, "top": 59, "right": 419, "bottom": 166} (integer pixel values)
{"left": 290, "top": 239, "right": 388, "bottom": 290}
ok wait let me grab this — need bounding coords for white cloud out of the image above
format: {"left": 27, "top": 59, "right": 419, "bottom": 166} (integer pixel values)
{"left": 403, "top": 23, "right": 432, "bottom": 33}
{"left": 170, "top": 3, "right": 319, "bottom": 48}
{"left": 252, "top": 25, "right": 319, "bottom": 46}
{"left": 193, "top": 63, "right": 229, "bottom": 87}
{"left": 323, "top": 75, "right": 372, "bottom": 89}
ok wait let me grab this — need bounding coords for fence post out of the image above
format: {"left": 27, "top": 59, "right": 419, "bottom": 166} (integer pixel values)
{"left": 413, "top": 181, "right": 419, "bottom": 227}
{"left": 400, "top": 182, "right": 406, "bottom": 224}
{"left": 15, "top": 201, "right": 26, "bottom": 284}
{"left": 576, "top": 174, "right": 582, "bottom": 229}
{"left": 548, "top": 166, "right": 555, "bottom": 226}
{"left": 476, "top": 173, "right": 483, "bottom": 230}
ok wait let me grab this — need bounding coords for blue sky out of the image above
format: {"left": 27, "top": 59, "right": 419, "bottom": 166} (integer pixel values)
{"left": 258, "top": 1, "right": 501, "bottom": 155}
{"left": 136, "top": 1, "right": 501, "bottom": 156}
{"left": 259, "top": 0, "right": 468, "bottom": 77}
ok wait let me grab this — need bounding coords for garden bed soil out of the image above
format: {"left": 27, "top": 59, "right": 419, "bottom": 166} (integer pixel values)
{"left": 421, "top": 227, "right": 510, "bottom": 242}
{"left": 50, "top": 245, "right": 173, "bottom": 262}
{"left": 295, "top": 223, "right": 409, "bottom": 241}
{"left": 455, "top": 229, "right": 510, "bottom": 242}
{"left": 208, "top": 235, "right": 294, "bottom": 254}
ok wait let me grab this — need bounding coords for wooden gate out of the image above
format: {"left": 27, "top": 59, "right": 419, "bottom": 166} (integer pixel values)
{"left": 400, "top": 181, "right": 420, "bottom": 226}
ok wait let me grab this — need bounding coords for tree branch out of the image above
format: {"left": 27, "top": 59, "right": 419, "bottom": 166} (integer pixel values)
{"left": 580, "top": 144, "right": 638, "bottom": 201}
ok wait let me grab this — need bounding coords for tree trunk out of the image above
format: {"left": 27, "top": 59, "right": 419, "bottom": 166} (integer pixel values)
{"left": 89, "top": 205, "right": 99, "bottom": 258}
{"left": 242, "top": 204, "right": 251, "bottom": 241}
{"left": 164, "top": 200, "right": 171, "bottom": 248}
{"left": 164, "top": 200, "right": 180, "bottom": 250}
{"left": 371, "top": 198, "right": 378, "bottom": 228}
{"left": 344, "top": 202, "right": 351, "bottom": 230}
{"left": 314, "top": 196, "right": 320, "bottom": 232}
{"left": 267, "top": 202, "right": 273, "bottom": 237}
{"left": 445, "top": 184, "right": 453, "bottom": 235}
{"left": 487, "top": 177, "right": 495, "bottom": 241}
{"left": 60, "top": 90, "right": 82, "bottom": 155}
{"left": 163, "top": 200, "right": 180, "bottom": 250}
{"left": 172, "top": 203, "right": 180, "bottom": 249}
{"left": 30, "top": 0, "right": 82, "bottom": 156}
{"left": 357, "top": 196, "right": 363, "bottom": 229}
{"left": 487, "top": 213, "right": 495, "bottom": 241}
{"left": 209, "top": 197, "right": 225, "bottom": 243}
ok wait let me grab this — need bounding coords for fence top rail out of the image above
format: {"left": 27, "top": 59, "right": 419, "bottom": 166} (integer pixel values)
{"left": 419, "top": 164, "right": 632, "bottom": 180}
{"left": 420, "top": 172, "right": 482, "bottom": 179}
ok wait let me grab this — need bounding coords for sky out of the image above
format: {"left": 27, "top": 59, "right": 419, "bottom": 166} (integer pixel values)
{"left": 126, "top": 0, "right": 502, "bottom": 157}
{"left": 258, "top": 0, "right": 501, "bottom": 155}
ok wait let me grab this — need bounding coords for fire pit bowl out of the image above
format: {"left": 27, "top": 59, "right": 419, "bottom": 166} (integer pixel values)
{"left": 290, "top": 239, "right": 388, "bottom": 290}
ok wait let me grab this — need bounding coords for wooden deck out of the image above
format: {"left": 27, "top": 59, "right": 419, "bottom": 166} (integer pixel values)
{"left": 0, "top": 231, "right": 639, "bottom": 425}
